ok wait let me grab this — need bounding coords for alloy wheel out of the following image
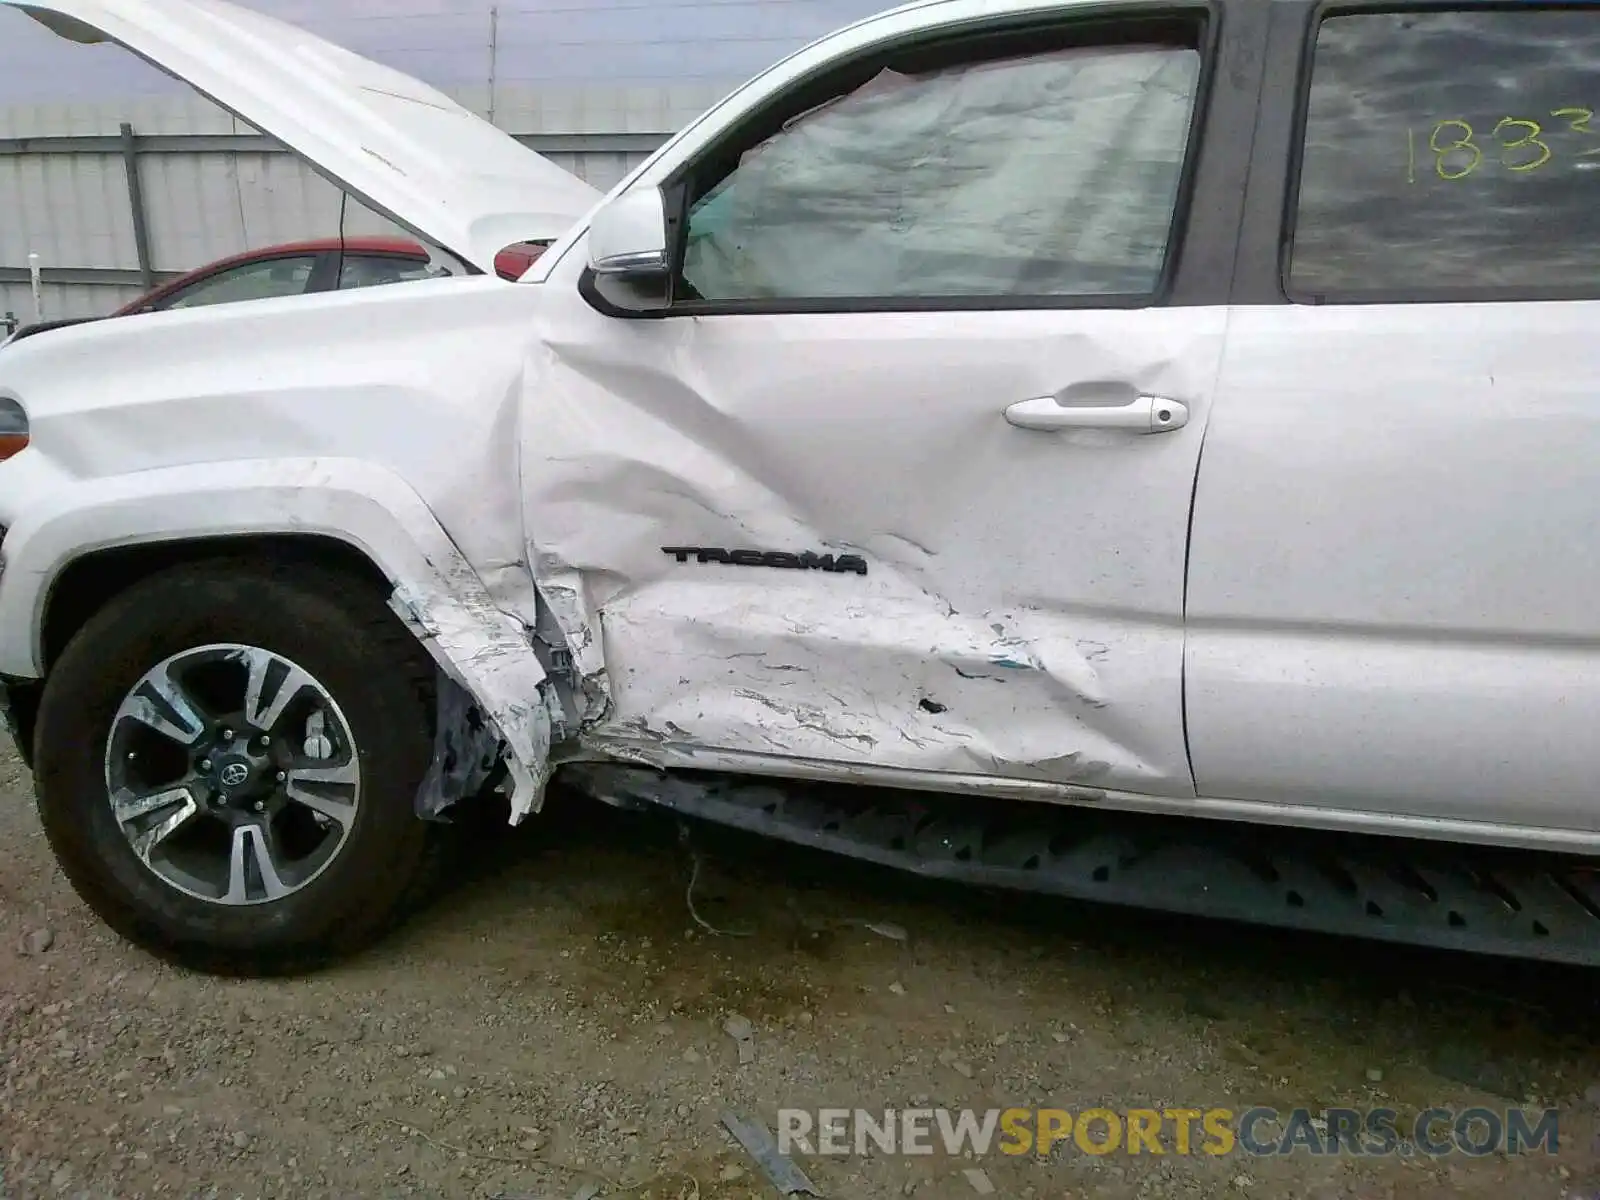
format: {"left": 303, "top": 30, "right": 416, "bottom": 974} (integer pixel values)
{"left": 103, "top": 643, "right": 362, "bottom": 905}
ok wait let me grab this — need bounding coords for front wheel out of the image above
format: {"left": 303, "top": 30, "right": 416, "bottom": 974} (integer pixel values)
{"left": 33, "top": 560, "right": 438, "bottom": 975}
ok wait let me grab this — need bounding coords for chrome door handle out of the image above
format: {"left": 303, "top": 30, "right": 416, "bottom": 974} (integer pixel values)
{"left": 1004, "top": 394, "right": 1189, "bottom": 433}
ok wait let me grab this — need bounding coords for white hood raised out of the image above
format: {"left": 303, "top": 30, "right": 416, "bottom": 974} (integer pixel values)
{"left": 8, "top": 0, "right": 603, "bottom": 273}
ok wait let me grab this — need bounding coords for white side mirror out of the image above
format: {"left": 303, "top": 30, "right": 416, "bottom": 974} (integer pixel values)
{"left": 587, "top": 187, "right": 669, "bottom": 278}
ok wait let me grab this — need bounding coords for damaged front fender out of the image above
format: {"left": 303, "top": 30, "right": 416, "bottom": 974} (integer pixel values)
{"left": 0, "top": 456, "right": 588, "bottom": 822}
{"left": 388, "top": 577, "right": 569, "bottom": 823}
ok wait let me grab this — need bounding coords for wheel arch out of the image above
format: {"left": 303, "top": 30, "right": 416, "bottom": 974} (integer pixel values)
{"left": 4, "top": 532, "right": 390, "bottom": 767}
{"left": 0, "top": 457, "right": 581, "bottom": 816}
{"left": 42, "top": 531, "right": 392, "bottom": 670}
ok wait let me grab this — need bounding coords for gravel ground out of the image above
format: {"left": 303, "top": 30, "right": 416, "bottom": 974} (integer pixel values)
{"left": 2, "top": 740, "right": 1599, "bottom": 1199}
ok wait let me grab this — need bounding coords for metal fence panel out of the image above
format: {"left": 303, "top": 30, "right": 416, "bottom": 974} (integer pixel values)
{"left": 0, "top": 85, "right": 707, "bottom": 324}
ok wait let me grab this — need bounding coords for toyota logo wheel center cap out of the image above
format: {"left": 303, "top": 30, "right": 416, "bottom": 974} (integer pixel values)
{"left": 217, "top": 759, "right": 252, "bottom": 790}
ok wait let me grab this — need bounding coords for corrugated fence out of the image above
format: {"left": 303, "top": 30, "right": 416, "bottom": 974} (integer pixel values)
{"left": 0, "top": 83, "right": 730, "bottom": 323}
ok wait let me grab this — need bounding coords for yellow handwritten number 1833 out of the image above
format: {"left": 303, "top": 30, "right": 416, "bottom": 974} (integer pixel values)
{"left": 1406, "top": 108, "right": 1599, "bottom": 181}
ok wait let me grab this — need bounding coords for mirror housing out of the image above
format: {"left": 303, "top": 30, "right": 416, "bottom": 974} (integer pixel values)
{"left": 587, "top": 187, "right": 670, "bottom": 279}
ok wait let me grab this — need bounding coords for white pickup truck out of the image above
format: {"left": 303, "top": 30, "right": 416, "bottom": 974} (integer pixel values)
{"left": 1, "top": 0, "right": 1597, "bottom": 974}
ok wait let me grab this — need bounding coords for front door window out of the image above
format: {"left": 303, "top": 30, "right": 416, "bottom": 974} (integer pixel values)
{"left": 681, "top": 42, "right": 1201, "bottom": 302}
{"left": 161, "top": 256, "right": 318, "bottom": 310}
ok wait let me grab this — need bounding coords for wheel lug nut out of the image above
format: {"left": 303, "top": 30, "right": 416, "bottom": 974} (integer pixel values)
{"left": 258, "top": 735, "right": 271, "bottom": 748}
{"left": 275, "top": 771, "right": 287, "bottom": 782}
{"left": 199, "top": 759, "right": 212, "bottom": 773}
{"left": 221, "top": 728, "right": 235, "bottom": 741}
{"left": 253, "top": 801, "right": 265, "bottom": 813}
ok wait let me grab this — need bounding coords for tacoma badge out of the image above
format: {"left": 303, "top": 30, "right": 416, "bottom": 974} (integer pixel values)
{"left": 660, "top": 546, "right": 868, "bottom": 576}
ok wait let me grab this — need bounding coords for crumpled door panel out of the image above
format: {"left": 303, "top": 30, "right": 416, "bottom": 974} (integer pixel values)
{"left": 523, "top": 272, "right": 1221, "bottom": 800}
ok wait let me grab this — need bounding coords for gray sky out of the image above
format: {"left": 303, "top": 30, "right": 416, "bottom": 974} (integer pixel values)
{"left": 0, "top": 0, "right": 890, "bottom": 101}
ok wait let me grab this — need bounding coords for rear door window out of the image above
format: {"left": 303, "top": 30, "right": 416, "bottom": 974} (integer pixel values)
{"left": 1289, "top": 8, "right": 1600, "bottom": 301}
{"left": 338, "top": 254, "right": 437, "bottom": 290}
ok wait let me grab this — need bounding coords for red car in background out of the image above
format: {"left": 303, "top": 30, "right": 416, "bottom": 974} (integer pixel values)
{"left": 113, "top": 236, "right": 547, "bottom": 314}
{"left": 2, "top": 236, "right": 546, "bottom": 345}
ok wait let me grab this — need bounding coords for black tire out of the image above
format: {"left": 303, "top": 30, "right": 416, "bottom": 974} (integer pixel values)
{"left": 33, "top": 559, "right": 438, "bottom": 976}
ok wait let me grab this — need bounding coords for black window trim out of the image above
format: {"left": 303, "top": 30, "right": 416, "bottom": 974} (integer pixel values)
{"left": 1277, "top": 0, "right": 1600, "bottom": 306}
{"left": 580, "top": 0, "right": 1273, "bottom": 319}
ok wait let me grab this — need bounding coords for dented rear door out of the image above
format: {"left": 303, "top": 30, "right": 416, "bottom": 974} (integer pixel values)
{"left": 527, "top": 0, "right": 1264, "bottom": 800}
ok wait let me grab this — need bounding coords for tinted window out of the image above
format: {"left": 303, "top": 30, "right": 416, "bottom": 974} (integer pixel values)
{"left": 161, "top": 256, "right": 317, "bottom": 310}
{"left": 679, "top": 40, "right": 1203, "bottom": 303}
{"left": 339, "top": 254, "right": 437, "bottom": 290}
{"left": 1291, "top": 10, "right": 1600, "bottom": 298}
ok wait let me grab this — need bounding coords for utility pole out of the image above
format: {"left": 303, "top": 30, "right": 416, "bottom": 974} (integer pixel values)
{"left": 487, "top": 5, "right": 500, "bottom": 127}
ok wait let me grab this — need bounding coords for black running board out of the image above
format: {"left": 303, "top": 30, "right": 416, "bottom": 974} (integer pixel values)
{"left": 565, "top": 764, "right": 1600, "bottom": 966}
